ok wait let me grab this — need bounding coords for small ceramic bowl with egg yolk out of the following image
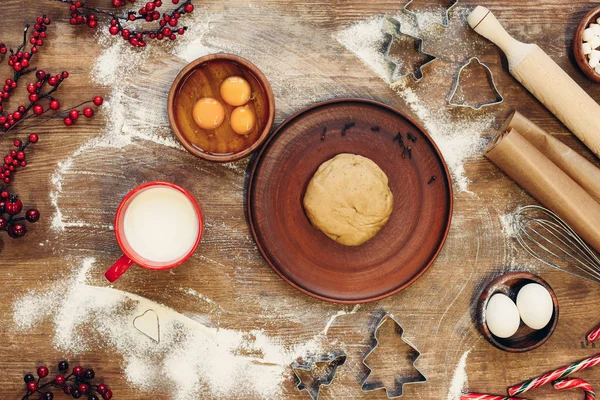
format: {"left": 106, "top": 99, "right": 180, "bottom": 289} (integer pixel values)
{"left": 168, "top": 54, "right": 275, "bottom": 162}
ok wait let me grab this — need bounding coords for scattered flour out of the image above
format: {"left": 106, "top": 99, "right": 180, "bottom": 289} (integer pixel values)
{"left": 499, "top": 212, "right": 518, "bottom": 238}
{"left": 447, "top": 350, "right": 470, "bottom": 400}
{"left": 12, "top": 258, "right": 325, "bottom": 399}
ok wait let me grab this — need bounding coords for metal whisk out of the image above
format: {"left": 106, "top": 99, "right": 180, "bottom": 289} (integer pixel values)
{"left": 512, "top": 205, "right": 600, "bottom": 284}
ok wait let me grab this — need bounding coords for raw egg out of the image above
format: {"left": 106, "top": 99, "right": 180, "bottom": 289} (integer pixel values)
{"left": 192, "top": 97, "right": 225, "bottom": 130}
{"left": 230, "top": 106, "right": 256, "bottom": 135}
{"left": 485, "top": 293, "right": 521, "bottom": 338}
{"left": 220, "top": 76, "right": 252, "bottom": 106}
{"left": 516, "top": 283, "right": 554, "bottom": 330}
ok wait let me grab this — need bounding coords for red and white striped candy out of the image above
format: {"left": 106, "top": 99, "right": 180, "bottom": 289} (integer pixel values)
{"left": 588, "top": 324, "right": 600, "bottom": 343}
{"left": 508, "top": 354, "right": 600, "bottom": 396}
{"left": 554, "top": 378, "right": 596, "bottom": 400}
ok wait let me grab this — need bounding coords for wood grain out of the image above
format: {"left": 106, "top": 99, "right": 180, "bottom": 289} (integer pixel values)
{"left": 0, "top": 1, "right": 599, "bottom": 399}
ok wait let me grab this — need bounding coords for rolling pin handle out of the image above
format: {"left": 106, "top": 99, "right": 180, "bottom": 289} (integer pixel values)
{"left": 468, "top": 6, "right": 533, "bottom": 68}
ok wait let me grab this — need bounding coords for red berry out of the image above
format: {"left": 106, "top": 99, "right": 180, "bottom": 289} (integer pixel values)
{"left": 83, "top": 108, "right": 94, "bottom": 118}
{"left": 49, "top": 100, "right": 60, "bottom": 110}
{"left": 0, "top": 191, "right": 8, "bottom": 199}
{"left": 63, "top": 385, "right": 71, "bottom": 395}
{"left": 27, "top": 83, "right": 36, "bottom": 94}
{"left": 22, "top": 59, "right": 29, "bottom": 68}
{"left": 184, "top": 3, "right": 194, "bottom": 12}
{"left": 88, "top": 20, "right": 98, "bottom": 29}
{"left": 64, "top": 117, "right": 73, "bottom": 126}
{"left": 173, "top": 0, "right": 179, "bottom": 3}
{"left": 78, "top": 383, "right": 89, "bottom": 394}
{"left": 178, "top": 28, "right": 185, "bottom": 35}
{"left": 62, "top": 71, "right": 69, "bottom": 79}
{"left": 13, "top": 140, "right": 21, "bottom": 147}
{"left": 73, "top": 366, "right": 84, "bottom": 377}
{"left": 26, "top": 209, "right": 40, "bottom": 222}
{"left": 0, "top": 216, "right": 7, "bottom": 229}
{"left": 162, "top": 27, "right": 172, "bottom": 36}
{"left": 29, "top": 133, "right": 39, "bottom": 143}
{"left": 29, "top": 93, "right": 39, "bottom": 102}
{"left": 169, "top": 18, "right": 177, "bottom": 27}
{"left": 33, "top": 105, "right": 43, "bottom": 115}
{"left": 20, "top": 161, "right": 26, "bottom": 167}
{"left": 93, "top": 96, "right": 104, "bottom": 106}
{"left": 4, "top": 155, "right": 12, "bottom": 164}
{"left": 16, "top": 151, "right": 25, "bottom": 160}
{"left": 97, "top": 384, "right": 107, "bottom": 394}
{"left": 13, "top": 111, "right": 21, "bottom": 120}
{"left": 6, "top": 198, "right": 22, "bottom": 215}
{"left": 54, "top": 374, "right": 65, "bottom": 385}
{"left": 36, "top": 70, "right": 46, "bottom": 80}
{"left": 37, "top": 366, "right": 49, "bottom": 378}
{"left": 27, "top": 381, "right": 37, "bottom": 392}
{"left": 48, "top": 76, "right": 58, "bottom": 86}
{"left": 109, "top": 26, "right": 120, "bottom": 35}
{"left": 102, "top": 390, "right": 113, "bottom": 400}
{"left": 69, "top": 110, "right": 79, "bottom": 120}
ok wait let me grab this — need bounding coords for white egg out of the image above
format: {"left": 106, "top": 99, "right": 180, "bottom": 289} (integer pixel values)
{"left": 516, "top": 283, "right": 554, "bottom": 330}
{"left": 485, "top": 293, "right": 521, "bottom": 338}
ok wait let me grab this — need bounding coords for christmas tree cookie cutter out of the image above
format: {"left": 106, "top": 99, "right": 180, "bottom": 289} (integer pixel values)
{"left": 382, "top": 17, "right": 437, "bottom": 83}
{"left": 403, "top": 0, "right": 459, "bottom": 28}
{"left": 361, "top": 314, "right": 427, "bottom": 398}
{"left": 291, "top": 353, "right": 347, "bottom": 400}
{"left": 447, "top": 57, "right": 504, "bottom": 110}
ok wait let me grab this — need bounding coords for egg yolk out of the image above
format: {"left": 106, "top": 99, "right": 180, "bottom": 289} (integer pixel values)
{"left": 220, "top": 76, "right": 252, "bottom": 107}
{"left": 192, "top": 97, "right": 225, "bottom": 130}
{"left": 230, "top": 106, "right": 256, "bottom": 135}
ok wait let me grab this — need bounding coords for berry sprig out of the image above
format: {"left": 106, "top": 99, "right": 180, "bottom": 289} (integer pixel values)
{"left": 0, "top": 133, "right": 40, "bottom": 239}
{"left": 55, "top": 0, "right": 194, "bottom": 47}
{"left": 8, "top": 17, "right": 51, "bottom": 79}
{"left": 21, "top": 360, "right": 113, "bottom": 400}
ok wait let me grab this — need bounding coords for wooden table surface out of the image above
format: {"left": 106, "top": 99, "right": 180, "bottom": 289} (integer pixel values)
{"left": 1, "top": 0, "right": 599, "bottom": 399}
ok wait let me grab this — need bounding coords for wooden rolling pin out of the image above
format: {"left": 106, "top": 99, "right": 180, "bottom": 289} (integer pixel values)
{"left": 468, "top": 6, "right": 600, "bottom": 158}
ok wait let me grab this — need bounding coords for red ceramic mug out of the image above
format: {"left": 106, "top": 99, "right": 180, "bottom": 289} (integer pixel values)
{"left": 105, "top": 182, "right": 203, "bottom": 282}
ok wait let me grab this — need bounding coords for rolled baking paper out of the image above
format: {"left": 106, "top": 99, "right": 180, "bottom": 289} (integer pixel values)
{"left": 502, "top": 111, "right": 600, "bottom": 203}
{"left": 485, "top": 128, "right": 600, "bottom": 253}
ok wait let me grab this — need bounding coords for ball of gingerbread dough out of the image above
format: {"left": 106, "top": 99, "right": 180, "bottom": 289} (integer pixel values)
{"left": 303, "top": 153, "right": 393, "bottom": 246}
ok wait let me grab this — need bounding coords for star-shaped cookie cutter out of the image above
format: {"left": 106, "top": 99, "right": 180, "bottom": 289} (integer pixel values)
{"left": 291, "top": 353, "right": 347, "bottom": 400}
{"left": 361, "top": 314, "right": 427, "bottom": 398}
{"left": 403, "top": 0, "right": 459, "bottom": 28}
{"left": 447, "top": 57, "right": 504, "bottom": 110}
{"left": 382, "top": 17, "right": 437, "bottom": 83}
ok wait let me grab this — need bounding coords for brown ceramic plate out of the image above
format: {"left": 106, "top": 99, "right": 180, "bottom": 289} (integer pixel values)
{"left": 247, "top": 98, "right": 453, "bottom": 303}
{"left": 574, "top": 6, "right": 600, "bottom": 83}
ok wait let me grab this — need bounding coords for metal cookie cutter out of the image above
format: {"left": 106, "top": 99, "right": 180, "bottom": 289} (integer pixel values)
{"left": 361, "top": 314, "right": 426, "bottom": 398}
{"left": 447, "top": 57, "right": 504, "bottom": 110}
{"left": 291, "top": 353, "right": 347, "bottom": 400}
{"left": 403, "top": 0, "right": 459, "bottom": 28}
{"left": 382, "top": 17, "right": 437, "bottom": 83}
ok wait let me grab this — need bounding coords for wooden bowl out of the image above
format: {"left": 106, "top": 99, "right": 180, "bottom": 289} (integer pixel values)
{"left": 477, "top": 272, "right": 559, "bottom": 352}
{"left": 574, "top": 6, "right": 600, "bottom": 83}
{"left": 247, "top": 98, "right": 453, "bottom": 303}
{"left": 168, "top": 54, "right": 275, "bottom": 162}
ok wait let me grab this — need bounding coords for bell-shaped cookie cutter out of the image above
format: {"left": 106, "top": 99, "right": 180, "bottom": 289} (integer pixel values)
{"left": 291, "top": 353, "right": 347, "bottom": 400}
{"left": 447, "top": 57, "right": 504, "bottom": 110}
{"left": 382, "top": 17, "right": 437, "bottom": 83}
{"left": 361, "top": 314, "right": 427, "bottom": 398}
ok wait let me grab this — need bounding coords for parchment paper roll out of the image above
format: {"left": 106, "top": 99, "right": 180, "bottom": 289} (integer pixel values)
{"left": 485, "top": 128, "right": 600, "bottom": 253}
{"left": 502, "top": 111, "right": 600, "bottom": 203}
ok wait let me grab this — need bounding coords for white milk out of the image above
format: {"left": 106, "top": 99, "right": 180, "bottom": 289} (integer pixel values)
{"left": 123, "top": 186, "right": 199, "bottom": 263}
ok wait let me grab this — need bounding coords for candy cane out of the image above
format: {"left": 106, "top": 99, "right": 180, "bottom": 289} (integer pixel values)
{"left": 460, "top": 394, "right": 523, "bottom": 400}
{"left": 508, "top": 354, "right": 600, "bottom": 396}
{"left": 588, "top": 324, "right": 600, "bottom": 343}
{"left": 554, "top": 378, "right": 596, "bottom": 400}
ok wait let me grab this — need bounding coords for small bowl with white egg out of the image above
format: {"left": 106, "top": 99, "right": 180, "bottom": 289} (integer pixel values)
{"left": 168, "top": 54, "right": 275, "bottom": 162}
{"left": 575, "top": 6, "right": 600, "bottom": 83}
{"left": 477, "top": 272, "right": 559, "bottom": 353}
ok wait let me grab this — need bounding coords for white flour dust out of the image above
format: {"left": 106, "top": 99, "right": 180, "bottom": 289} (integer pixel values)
{"left": 447, "top": 350, "right": 470, "bottom": 400}
{"left": 335, "top": 7, "right": 496, "bottom": 193}
{"left": 12, "top": 258, "right": 325, "bottom": 399}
